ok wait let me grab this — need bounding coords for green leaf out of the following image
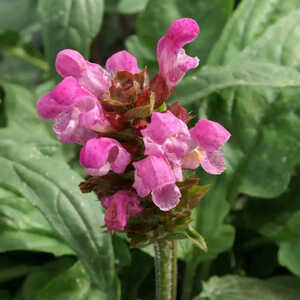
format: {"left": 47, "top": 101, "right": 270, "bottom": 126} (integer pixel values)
{"left": 278, "top": 210, "right": 300, "bottom": 276}
{"left": 173, "top": 62, "right": 300, "bottom": 106}
{"left": 208, "top": 0, "right": 300, "bottom": 66}
{"left": 0, "top": 187, "right": 73, "bottom": 255}
{"left": 197, "top": 275, "right": 300, "bottom": 300}
{"left": 22, "top": 259, "right": 107, "bottom": 300}
{"left": 0, "top": 0, "right": 37, "bottom": 31}
{"left": 36, "top": 262, "right": 91, "bottom": 300}
{"left": 112, "top": 235, "right": 131, "bottom": 267}
{"left": 38, "top": 0, "right": 104, "bottom": 74}
{"left": 22, "top": 257, "right": 76, "bottom": 300}
{"left": 0, "top": 290, "right": 11, "bottom": 300}
{"left": 0, "top": 142, "right": 119, "bottom": 298}
{"left": 120, "top": 249, "right": 153, "bottom": 300}
{"left": 117, "top": 0, "right": 149, "bottom": 14}
{"left": 127, "top": 0, "right": 233, "bottom": 70}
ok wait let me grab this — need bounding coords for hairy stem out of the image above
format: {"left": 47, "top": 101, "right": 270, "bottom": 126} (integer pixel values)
{"left": 154, "top": 240, "right": 177, "bottom": 300}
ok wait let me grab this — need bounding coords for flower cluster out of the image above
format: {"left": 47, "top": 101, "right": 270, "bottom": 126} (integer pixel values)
{"left": 37, "top": 18, "right": 230, "bottom": 236}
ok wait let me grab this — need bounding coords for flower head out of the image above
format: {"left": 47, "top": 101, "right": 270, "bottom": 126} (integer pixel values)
{"left": 37, "top": 17, "right": 231, "bottom": 238}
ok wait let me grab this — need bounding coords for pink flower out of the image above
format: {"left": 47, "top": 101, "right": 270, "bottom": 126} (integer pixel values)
{"left": 157, "top": 18, "right": 200, "bottom": 89}
{"left": 105, "top": 50, "right": 141, "bottom": 75}
{"left": 101, "top": 190, "right": 143, "bottom": 231}
{"left": 141, "top": 111, "right": 193, "bottom": 181}
{"left": 189, "top": 119, "right": 231, "bottom": 174}
{"left": 141, "top": 112, "right": 231, "bottom": 176}
{"left": 37, "top": 77, "right": 112, "bottom": 144}
{"left": 56, "top": 49, "right": 141, "bottom": 98}
{"left": 80, "top": 137, "right": 131, "bottom": 176}
{"left": 132, "top": 156, "right": 181, "bottom": 211}
{"left": 56, "top": 49, "right": 111, "bottom": 98}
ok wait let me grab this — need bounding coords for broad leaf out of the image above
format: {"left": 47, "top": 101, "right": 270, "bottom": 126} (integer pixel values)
{"left": 197, "top": 275, "right": 300, "bottom": 300}
{"left": 208, "top": 0, "right": 300, "bottom": 66}
{"left": 117, "top": 0, "right": 149, "bottom": 14}
{"left": 38, "top": 0, "right": 104, "bottom": 74}
{"left": 22, "top": 259, "right": 106, "bottom": 300}
{"left": 0, "top": 187, "right": 73, "bottom": 255}
{"left": 22, "top": 257, "right": 76, "bottom": 300}
{"left": 173, "top": 62, "right": 300, "bottom": 106}
{"left": 0, "top": 142, "right": 119, "bottom": 298}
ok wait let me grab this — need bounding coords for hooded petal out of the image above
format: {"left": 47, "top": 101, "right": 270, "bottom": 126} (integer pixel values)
{"left": 157, "top": 18, "right": 199, "bottom": 88}
{"left": 106, "top": 50, "right": 141, "bottom": 74}
{"left": 56, "top": 49, "right": 111, "bottom": 98}
{"left": 190, "top": 119, "right": 231, "bottom": 152}
{"left": 36, "top": 77, "right": 90, "bottom": 120}
{"left": 80, "top": 138, "right": 131, "bottom": 176}
{"left": 141, "top": 111, "right": 189, "bottom": 144}
{"left": 200, "top": 151, "right": 226, "bottom": 175}
{"left": 133, "top": 156, "right": 176, "bottom": 192}
{"left": 152, "top": 183, "right": 181, "bottom": 211}
{"left": 105, "top": 196, "right": 127, "bottom": 231}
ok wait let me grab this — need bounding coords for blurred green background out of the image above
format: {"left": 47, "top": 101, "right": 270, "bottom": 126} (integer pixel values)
{"left": 1, "top": 0, "right": 300, "bottom": 299}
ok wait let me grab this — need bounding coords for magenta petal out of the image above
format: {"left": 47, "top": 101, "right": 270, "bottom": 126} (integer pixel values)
{"left": 105, "top": 196, "right": 127, "bottom": 231}
{"left": 106, "top": 50, "right": 141, "bottom": 74}
{"left": 141, "top": 112, "right": 189, "bottom": 144}
{"left": 80, "top": 138, "right": 131, "bottom": 176}
{"left": 157, "top": 18, "right": 200, "bottom": 88}
{"left": 190, "top": 119, "right": 231, "bottom": 152}
{"left": 133, "top": 156, "right": 175, "bottom": 192}
{"left": 101, "top": 190, "right": 142, "bottom": 231}
{"left": 152, "top": 184, "right": 181, "bottom": 211}
{"left": 132, "top": 172, "right": 151, "bottom": 198}
{"left": 51, "top": 77, "right": 90, "bottom": 104}
{"left": 37, "top": 92, "right": 63, "bottom": 120}
{"left": 56, "top": 49, "right": 86, "bottom": 77}
{"left": 77, "top": 97, "right": 111, "bottom": 131}
{"left": 36, "top": 77, "right": 89, "bottom": 120}
{"left": 53, "top": 110, "right": 97, "bottom": 144}
{"left": 56, "top": 49, "right": 111, "bottom": 98}
{"left": 200, "top": 151, "right": 226, "bottom": 175}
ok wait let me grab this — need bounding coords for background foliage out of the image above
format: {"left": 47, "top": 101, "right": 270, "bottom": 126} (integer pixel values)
{"left": 1, "top": 0, "right": 300, "bottom": 299}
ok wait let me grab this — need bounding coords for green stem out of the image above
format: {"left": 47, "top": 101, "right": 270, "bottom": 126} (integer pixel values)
{"left": 154, "top": 240, "right": 177, "bottom": 300}
{"left": 5, "top": 47, "right": 49, "bottom": 71}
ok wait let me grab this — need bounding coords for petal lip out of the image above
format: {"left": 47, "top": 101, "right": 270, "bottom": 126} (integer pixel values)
{"left": 106, "top": 50, "right": 141, "bottom": 74}
{"left": 190, "top": 119, "right": 231, "bottom": 152}
{"left": 152, "top": 184, "right": 181, "bottom": 211}
{"left": 200, "top": 151, "right": 226, "bottom": 175}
